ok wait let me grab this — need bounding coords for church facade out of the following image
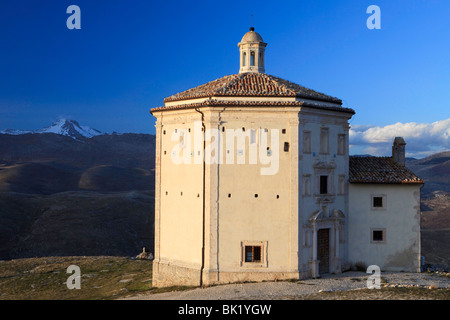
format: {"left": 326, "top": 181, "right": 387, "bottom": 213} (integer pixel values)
{"left": 150, "top": 28, "right": 423, "bottom": 287}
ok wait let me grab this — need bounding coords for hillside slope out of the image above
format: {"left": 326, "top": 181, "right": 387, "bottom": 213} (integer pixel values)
{"left": 0, "top": 191, "right": 154, "bottom": 260}
{"left": 407, "top": 151, "right": 450, "bottom": 197}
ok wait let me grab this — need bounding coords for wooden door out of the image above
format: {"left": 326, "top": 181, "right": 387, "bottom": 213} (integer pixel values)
{"left": 318, "top": 228, "right": 330, "bottom": 275}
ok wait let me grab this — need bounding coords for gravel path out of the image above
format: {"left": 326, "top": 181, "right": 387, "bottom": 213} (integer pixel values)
{"left": 122, "top": 271, "right": 450, "bottom": 300}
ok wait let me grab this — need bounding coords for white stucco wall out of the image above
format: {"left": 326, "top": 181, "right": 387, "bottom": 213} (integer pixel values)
{"left": 298, "top": 110, "right": 351, "bottom": 276}
{"left": 348, "top": 183, "right": 421, "bottom": 272}
{"left": 216, "top": 107, "right": 300, "bottom": 279}
{"left": 151, "top": 102, "right": 355, "bottom": 286}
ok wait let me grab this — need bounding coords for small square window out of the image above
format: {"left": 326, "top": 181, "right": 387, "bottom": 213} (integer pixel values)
{"left": 244, "top": 246, "right": 261, "bottom": 262}
{"left": 372, "top": 229, "right": 385, "bottom": 243}
{"left": 241, "top": 241, "right": 267, "bottom": 268}
{"left": 373, "top": 197, "right": 383, "bottom": 208}
{"left": 282, "top": 129, "right": 286, "bottom": 134}
{"left": 371, "top": 195, "right": 386, "bottom": 210}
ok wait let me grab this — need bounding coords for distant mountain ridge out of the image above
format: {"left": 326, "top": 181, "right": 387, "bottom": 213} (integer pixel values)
{"left": 0, "top": 121, "right": 156, "bottom": 259}
{"left": 406, "top": 151, "right": 450, "bottom": 197}
{"left": 0, "top": 119, "right": 156, "bottom": 194}
{"left": 1, "top": 119, "right": 103, "bottom": 140}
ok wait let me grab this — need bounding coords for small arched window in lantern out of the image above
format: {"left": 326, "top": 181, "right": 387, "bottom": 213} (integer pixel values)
{"left": 250, "top": 51, "right": 255, "bottom": 66}
{"left": 243, "top": 52, "right": 246, "bottom": 66}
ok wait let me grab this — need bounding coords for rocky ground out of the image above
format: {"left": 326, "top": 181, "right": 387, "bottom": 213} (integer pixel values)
{"left": 122, "top": 271, "right": 450, "bottom": 300}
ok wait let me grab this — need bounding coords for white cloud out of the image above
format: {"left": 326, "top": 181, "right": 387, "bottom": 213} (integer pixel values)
{"left": 349, "top": 118, "right": 450, "bottom": 158}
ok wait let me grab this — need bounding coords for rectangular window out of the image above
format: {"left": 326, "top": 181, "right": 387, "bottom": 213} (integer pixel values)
{"left": 320, "top": 175, "right": 328, "bottom": 194}
{"left": 245, "top": 246, "right": 261, "bottom": 262}
{"left": 303, "top": 131, "right": 311, "bottom": 154}
{"left": 338, "top": 175, "right": 346, "bottom": 195}
{"left": 371, "top": 229, "right": 386, "bottom": 243}
{"left": 371, "top": 194, "right": 386, "bottom": 210}
{"left": 320, "top": 128, "right": 329, "bottom": 154}
{"left": 241, "top": 241, "right": 267, "bottom": 268}
{"left": 338, "top": 134, "right": 346, "bottom": 155}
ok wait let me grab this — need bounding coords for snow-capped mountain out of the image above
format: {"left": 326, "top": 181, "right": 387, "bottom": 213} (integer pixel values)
{"left": 36, "top": 119, "right": 103, "bottom": 139}
{"left": 0, "top": 129, "right": 33, "bottom": 135}
{"left": 0, "top": 119, "right": 103, "bottom": 140}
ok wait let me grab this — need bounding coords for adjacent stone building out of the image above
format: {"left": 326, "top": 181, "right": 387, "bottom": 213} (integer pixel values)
{"left": 348, "top": 140, "right": 423, "bottom": 272}
{"left": 149, "top": 28, "right": 423, "bottom": 287}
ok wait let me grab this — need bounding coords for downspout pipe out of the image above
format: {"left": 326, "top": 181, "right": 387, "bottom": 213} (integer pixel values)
{"left": 194, "top": 107, "right": 206, "bottom": 287}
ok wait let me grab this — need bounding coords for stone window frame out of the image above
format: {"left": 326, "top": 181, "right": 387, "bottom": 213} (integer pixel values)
{"left": 303, "top": 130, "right": 311, "bottom": 154}
{"left": 319, "top": 127, "right": 330, "bottom": 155}
{"left": 371, "top": 228, "right": 386, "bottom": 244}
{"left": 240, "top": 240, "right": 268, "bottom": 268}
{"left": 314, "top": 171, "right": 335, "bottom": 197}
{"left": 312, "top": 162, "right": 336, "bottom": 203}
{"left": 302, "top": 174, "right": 311, "bottom": 197}
{"left": 337, "top": 174, "right": 346, "bottom": 195}
{"left": 303, "top": 227, "right": 312, "bottom": 248}
{"left": 337, "top": 134, "right": 346, "bottom": 155}
{"left": 371, "top": 194, "right": 387, "bottom": 211}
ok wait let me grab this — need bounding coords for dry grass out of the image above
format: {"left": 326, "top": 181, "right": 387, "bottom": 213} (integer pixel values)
{"left": 0, "top": 256, "right": 191, "bottom": 300}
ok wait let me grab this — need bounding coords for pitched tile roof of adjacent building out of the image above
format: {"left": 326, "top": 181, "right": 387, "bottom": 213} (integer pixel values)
{"left": 349, "top": 156, "right": 424, "bottom": 184}
{"left": 163, "top": 72, "right": 343, "bottom": 104}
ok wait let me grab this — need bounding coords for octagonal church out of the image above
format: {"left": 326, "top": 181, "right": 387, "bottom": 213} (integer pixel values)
{"left": 150, "top": 28, "right": 423, "bottom": 287}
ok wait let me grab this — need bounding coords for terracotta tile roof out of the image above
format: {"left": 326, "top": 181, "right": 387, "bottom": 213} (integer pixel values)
{"left": 163, "top": 73, "right": 342, "bottom": 104}
{"left": 150, "top": 99, "right": 355, "bottom": 114}
{"left": 349, "top": 156, "right": 423, "bottom": 184}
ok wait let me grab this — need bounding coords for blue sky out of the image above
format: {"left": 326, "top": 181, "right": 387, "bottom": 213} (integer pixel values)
{"left": 0, "top": 0, "right": 449, "bottom": 157}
